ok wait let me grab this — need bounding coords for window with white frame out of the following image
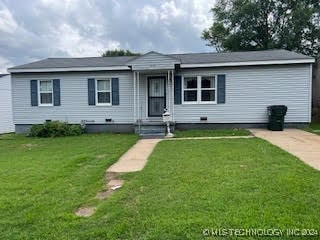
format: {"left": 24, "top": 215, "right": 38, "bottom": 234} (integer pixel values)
{"left": 183, "top": 76, "right": 198, "bottom": 102}
{"left": 183, "top": 75, "right": 216, "bottom": 104}
{"left": 201, "top": 76, "right": 216, "bottom": 102}
{"left": 39, "top": 80, "right": 53, "bottom": 105}
{"left": 96, "top": 79, "right": 111, "bottom": 105}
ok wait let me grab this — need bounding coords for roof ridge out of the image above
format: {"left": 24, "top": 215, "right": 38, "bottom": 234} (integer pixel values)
{"left": 169, "top": 49, "right": 290, "bottom": 56}
{"left": 47, "top": 56, "right": 135, "bottom": 59}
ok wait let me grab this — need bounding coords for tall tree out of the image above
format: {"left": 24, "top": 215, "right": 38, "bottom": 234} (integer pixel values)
{"left": 202, "top": 0, "right": 320, "bottom": 57}
{"left": 101, "top": 49, "right": 141, "bottom": 57}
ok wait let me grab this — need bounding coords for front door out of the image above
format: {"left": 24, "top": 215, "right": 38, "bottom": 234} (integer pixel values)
{"left": 148, "top": 76, "right": 166, "bottom": 117}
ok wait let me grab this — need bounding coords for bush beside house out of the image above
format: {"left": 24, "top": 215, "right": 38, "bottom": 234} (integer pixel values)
{"left": 29, "top": 121, "right": 83, "bottom": 137}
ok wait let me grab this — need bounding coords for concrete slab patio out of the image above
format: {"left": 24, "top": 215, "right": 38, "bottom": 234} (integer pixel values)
{"left": 107, "top": 139, "right": 162, "bottom": 173}
{"left": 251, "top": 129, "right": 320, "bottom": 170}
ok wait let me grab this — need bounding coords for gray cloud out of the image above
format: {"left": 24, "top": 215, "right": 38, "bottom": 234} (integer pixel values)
{"left": 0, "top": 0, "right": 215, "bottom": 73}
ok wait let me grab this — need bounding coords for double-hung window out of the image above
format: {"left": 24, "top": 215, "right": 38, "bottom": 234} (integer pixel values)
{"left": 96, "top": 79, "right": 111, "bottom": 105}
{"left": 39, "top": 80, "right": 53, "bottom": 106}
{"left": 183, "top": 76, "right": 198, "bottom": 102}
{"left": 182, "top": 75, "right": 216, "bottom": 104}
{"left": 201, "top": 76, "right": 216, "bottom": 102}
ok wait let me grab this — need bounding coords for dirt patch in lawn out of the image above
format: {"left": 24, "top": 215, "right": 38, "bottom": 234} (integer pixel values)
{"left": 21, "top": 143, "right": 38, "bottom": 150}
{"left": 75, "top": 172, "right": 125, "bottom": 217}
{"left": 96, "top": 154, "right": 108, "bottom": 159}
{"left": 75, "top": 206, "right": 96, "bottom": 217}
{"left": 95, "top": 174, "right": 124, "bottom": 200}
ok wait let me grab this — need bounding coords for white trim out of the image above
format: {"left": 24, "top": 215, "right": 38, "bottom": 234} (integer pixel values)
{"left": 182, "top": 76, "right": 198, "bottom": 104}
{"left": 8, "top": 66, "right": 130, "bottom": 73}
{"left": 95, "top": 78, "right": 112, "bottom": 106}
{"left": 182, "top": 75, "right": 217, "bottom": 104}
{"left": 38, "top": 79, "right": 53, "bottom": 106}
{"left": 180, "top": 59, "right": 315, "bottom": 68}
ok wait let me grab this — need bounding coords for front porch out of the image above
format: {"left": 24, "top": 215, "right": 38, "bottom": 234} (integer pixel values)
{"left": 128, "top": 51, "right": 179, "bottom": 137}
{"left": 133, "top": 70, "right": 175, "bottom": 137}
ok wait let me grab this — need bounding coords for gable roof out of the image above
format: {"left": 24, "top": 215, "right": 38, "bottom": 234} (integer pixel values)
{"left": 8, "top": 49, "right": 314, "bottom": 73}
{"left": 126, "top": 51, "right": 180, "bottom": 64}
{"left": 126, "top": 51, "right": 181, "bottom": 70}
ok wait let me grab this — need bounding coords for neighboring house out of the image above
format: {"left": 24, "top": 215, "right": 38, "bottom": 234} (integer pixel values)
{"left": 0, "top": 74, "right": 14, "bottom": 134}
{"left": 8, "top": 50, "right": 314, "bottom": 136}
{"left": 312, "top": 59, "right": 320, "bottom": 121}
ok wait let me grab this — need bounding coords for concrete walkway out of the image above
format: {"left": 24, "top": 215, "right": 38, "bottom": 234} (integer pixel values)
{"left": 107, "top": 139, "right": 162, "bottom": 173}
{"left": 251, "top": 129, "right": 320, "bottom": 170}
{"left": 107, "top": 135, "right": 255, "bottom": 173}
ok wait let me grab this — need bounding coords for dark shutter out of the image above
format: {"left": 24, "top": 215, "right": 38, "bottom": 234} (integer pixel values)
{"left": 174, "top": 75, "right": 182, "bottom": 105}
{"left": 53, "top": 79, "right": 60, "bottom": 106}
{"left": 111, "top": 78, "right": 119, "bottom": 105}
{"left": 217, "top": 74, "right": 226, "bottom": 104}
{"left": 88, "top": 78, "right": 95, "bottom": 105}
{"left": 30, "top": 80, "right": 38, "bottom": 106}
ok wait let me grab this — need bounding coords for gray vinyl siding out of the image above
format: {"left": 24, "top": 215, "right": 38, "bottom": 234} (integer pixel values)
{"left": 0, "top": 75, "right": 14, "bottom": 133}
{"left": 174, "top": 64, "right": 311, "bottom": 123}
{"left": 12, "top": 71, "right": 134, "bottom": 124}
{"left": 129, "top": 52, "right": 178, "bottom": 70}
{"left": 11, "top": 64, "right": 311, "bottom": 126}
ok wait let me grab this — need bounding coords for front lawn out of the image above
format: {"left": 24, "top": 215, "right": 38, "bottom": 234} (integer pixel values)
{"left": 174, "top": 128, "right": 251, "bottom": 138}
{"left": 96, "top": 138, "right": 320, "bottom": 239}
{"left": 0, "top": 133, "right": 137, "bottom": 239}
{"left": 1, "top": 134, "right": 320, "bottom": 239}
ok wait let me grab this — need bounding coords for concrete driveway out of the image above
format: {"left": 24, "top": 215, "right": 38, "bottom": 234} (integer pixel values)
{"left": 251, "top": 129, "right": 320, "bottom": 170}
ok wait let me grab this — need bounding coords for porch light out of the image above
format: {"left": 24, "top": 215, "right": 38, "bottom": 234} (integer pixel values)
{"left": 162, "top": 109, "right": 174, "bottom": 138}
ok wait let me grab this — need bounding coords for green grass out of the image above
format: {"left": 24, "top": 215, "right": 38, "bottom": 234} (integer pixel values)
{"left": 0, "top": 133, "right": 137, "bottom": 240}
{"left": 1, "top": 134, "right": 320, "bottom": 239}
{"left": 304, "top": 122, "right": 320, "bottom": 135}
{"left": 174, "top": 128, "right": 251, "bottom": 138}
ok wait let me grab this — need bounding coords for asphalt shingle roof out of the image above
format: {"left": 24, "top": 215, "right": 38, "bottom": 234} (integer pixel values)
{"left": 170, "top": 49, "right": 313, "bottom": 64}
{"left": 10, "top": 56, "right": 134, "bottom": 69}
{"left": 9, "top": 49, "right": 313, "bottom": 70}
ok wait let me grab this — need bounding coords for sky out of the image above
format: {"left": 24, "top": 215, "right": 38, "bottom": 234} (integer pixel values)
{"left": 0, "top": 0, "right": 216, "bottom": 73}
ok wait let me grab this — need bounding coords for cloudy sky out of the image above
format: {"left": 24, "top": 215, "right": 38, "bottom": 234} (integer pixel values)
{"left": 0, "top": 0, "right": 216, "bottom": 73}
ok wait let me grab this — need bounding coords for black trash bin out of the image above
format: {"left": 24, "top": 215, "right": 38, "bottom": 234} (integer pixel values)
{"left": 267, "top": 105, "right": 287, "bottom": 131}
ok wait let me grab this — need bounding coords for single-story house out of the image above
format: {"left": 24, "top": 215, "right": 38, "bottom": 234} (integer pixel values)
{"left": 0, "top": 74, "right": 14, "bottom": 134}
{"left": 8, "top": 50, "right": 314, "bottom": 136}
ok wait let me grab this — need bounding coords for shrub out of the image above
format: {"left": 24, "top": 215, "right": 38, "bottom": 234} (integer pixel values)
{"left": 29, "top": 121, "right": 83, "bottom": 138}
{"left": 68, "top": 124, "right": 83, "bottom": 136}
{"left": 29, "top": 124, "right": 46, "bottom": 137}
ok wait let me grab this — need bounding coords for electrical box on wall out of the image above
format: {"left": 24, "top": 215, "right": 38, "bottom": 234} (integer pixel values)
{"left": 200, "top": 117, "right": 207, "bottom": 121}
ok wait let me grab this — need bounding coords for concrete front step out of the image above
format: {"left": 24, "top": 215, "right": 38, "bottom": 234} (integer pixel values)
{"left": 139, "top": 133, "right": 165, "bottom": 139}
{"left": 135, "top": 121, "right": 175, "bottom": 137}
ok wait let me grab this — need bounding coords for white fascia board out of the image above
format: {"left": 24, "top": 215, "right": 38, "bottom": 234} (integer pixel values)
{"left": 8, "top": 66, "right": 130, "bottom": 73}
{"left": 180, "top": 59, "right": 315, "bottom": 68}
